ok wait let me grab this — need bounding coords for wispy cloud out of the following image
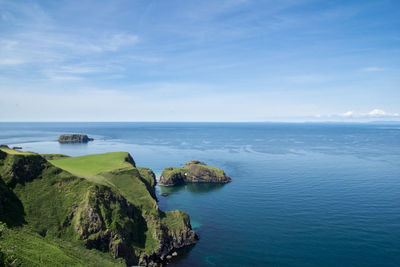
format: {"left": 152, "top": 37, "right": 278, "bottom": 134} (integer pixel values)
{"left": 0, "top": 1, "right": 140, "bottom": 74}
{"left": 361, "top": 67, "right": 385, "bottom": 72}
{"left": 0, "top": 58, "right": 27, "bottom": 65}
{"left": 285, "top": 74, "right": 329, "bottom": 83}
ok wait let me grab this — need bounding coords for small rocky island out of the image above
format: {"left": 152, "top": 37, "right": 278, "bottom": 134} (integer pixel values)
{"left": 58, "top": 134, "right": 94, "bottom": 143}
{"left": 159, "top": 160, "right": 232, "bottom": 186}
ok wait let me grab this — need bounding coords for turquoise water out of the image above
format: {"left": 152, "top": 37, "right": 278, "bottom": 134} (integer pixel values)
{"left": 1, "top": 122, "right": 400, "bottom": 266}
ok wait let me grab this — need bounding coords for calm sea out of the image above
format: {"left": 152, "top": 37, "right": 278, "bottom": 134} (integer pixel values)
{"left": 1, "top": 122, "right": 399, "bottom": 266}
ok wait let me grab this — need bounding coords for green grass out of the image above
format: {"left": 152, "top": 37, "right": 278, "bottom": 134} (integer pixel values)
{"left": 49, "top": 152, "right": 134, "bottom": 177}
{"left": 49, "top": 153, "right": 157, "bottom": 215}
{"left": 0, "top": 148, "right": 35, "bottom": 155}
{"left": 161, "top": 167, "right": 185, "bottom": 178}
{"left": 0, "top": 227, "right": 124, "bottom": 267}
{"left": 41, "top": 154, "right": 70, "bottom": 161}
{"left": 136, "top": 167, "right": 156, "bottom": 189}
{"left": 48, "top": 152, "right": 161, "bottom": 255}
{"left": 99, "top": 169, "right": 158, "bottom": 214}
{"left": 162, "top": 210, "right": 190, "bottom": 232}
{"left": 0, "top": 150, "right": 195, "bottom": 265}
{"left": 188, "top": 164, "right": 225, "bottom": 178}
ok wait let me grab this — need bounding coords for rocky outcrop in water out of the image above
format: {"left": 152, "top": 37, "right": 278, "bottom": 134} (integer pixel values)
{"left": 159, "top": 160, "right": 232, "bottom": 186}
{"left": 58, "top": 134, "right": 94, "bottom": 143}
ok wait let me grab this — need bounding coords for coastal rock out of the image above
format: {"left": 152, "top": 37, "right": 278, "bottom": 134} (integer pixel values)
{"left": 159, "top": 161, "right": 232, "bottom": 186}
{"left": 58, "top": 134, "right": 94, "bottom": 143}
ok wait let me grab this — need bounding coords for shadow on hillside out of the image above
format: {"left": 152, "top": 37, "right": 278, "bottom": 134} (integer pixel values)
{"left": 0, "top": 177, "right": 26, "bottom": 227}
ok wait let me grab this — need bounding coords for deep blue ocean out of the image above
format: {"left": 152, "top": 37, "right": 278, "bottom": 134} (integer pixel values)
{"left": 1, "top": 122, "right": 399, "bottom": 266}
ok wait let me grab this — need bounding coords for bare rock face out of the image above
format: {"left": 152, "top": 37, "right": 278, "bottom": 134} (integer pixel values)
{"left": 73, "top": 185, "right": 139, "bottom": 265}
{"left": 58, "top": 134, "right": 94, "bottom": 143}
{"left": 159, "top": 161, "right": 232, "bottom": 186}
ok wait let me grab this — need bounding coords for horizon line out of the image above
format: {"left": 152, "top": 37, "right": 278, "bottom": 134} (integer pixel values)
{"left": 1, "top": 120, "right": 399, "bottom": 124}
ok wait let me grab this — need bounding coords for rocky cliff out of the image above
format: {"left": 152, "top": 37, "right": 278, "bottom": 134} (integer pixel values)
{"left": 0, "top": 149, "right": 198, "bottom": 266}
{"left": 159, "top": 160, "right": 232, "bottom": 186}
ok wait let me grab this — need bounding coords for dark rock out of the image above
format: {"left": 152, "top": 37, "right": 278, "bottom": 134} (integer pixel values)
{"left": 12, "top": 146, "right": 22, "bottom": 150}
{"left": 160, "top": 193, "right": 169, "bottom": 197}
{"left": 0, "top": 145, "right": 9, "bottom": 148}
{"left": 58, "top": 134, "right": 94, "bottom": 143}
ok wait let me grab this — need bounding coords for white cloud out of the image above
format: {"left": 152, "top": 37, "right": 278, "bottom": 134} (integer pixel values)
{"left": 368, "top": 109, "right": 386, "bottom": 116}
{"left": 338, "top": 109, "right": 399, "bottom": 119}
{"left": 341, "top": 111, "right": 354, "bottom": 117}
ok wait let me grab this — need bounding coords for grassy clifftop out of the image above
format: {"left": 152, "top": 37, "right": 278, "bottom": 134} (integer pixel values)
{"left": 0, "top": 149, "right": 197, "bottom": 266}
{"left": 49, "top": 152, "right": 136, "bottom": 177}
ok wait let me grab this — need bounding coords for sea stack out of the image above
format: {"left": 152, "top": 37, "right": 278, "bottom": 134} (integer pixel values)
{"left": 159, "top": 160, "right": 232, "bottom": 186}
{"left": 58, "top": 134, "right": 94, "bottom": 143}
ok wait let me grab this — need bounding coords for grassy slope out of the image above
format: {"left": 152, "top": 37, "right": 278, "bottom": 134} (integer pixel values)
{"left": 50, "top": 153, "right": 157, "bottom": 215}
{"left": 49, "top": 153, "right": 160, "bottom": 255}
{"left": 1, "top": 151, "right": 192, "bottom": 265}
{"left": 49, "top": 152, "right": 187, "bottom": 257}
{"left": 0, "top": 228, "right": 124, "bottom": 267}
{"left": 0, "top": 148, "right": 35, "bottom": 155}
{"left": 49, "top": 152, "right": 133, "bottom": 177}
{"left": 0, "top": 152, "right": 125, "bottom": 266}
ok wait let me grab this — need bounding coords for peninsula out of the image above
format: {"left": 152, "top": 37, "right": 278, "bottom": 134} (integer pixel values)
{"left": 0, "top": 148, "right": 198, "bottom": 266}
{"left": 159, "top": 160, "right": 232, "bottom": 186}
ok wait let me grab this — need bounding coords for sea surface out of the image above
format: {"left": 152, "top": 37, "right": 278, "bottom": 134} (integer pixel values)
{"left": 1, "top": 122, "right": 400, "bottom": 266}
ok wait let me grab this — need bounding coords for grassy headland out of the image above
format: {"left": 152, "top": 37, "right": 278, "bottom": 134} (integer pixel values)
{"left": 0, "top": 148, "right": 197, "bottom": 266}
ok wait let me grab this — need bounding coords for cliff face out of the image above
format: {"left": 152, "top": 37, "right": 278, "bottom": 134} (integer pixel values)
{"left": 58, "top": 134, "right": 94, "bottom": 143}
{"left": 159, "top": 160, "right": 232, "bottom": 186}
{"left": 0, "top": 149, "right": 198, "bottom": 266}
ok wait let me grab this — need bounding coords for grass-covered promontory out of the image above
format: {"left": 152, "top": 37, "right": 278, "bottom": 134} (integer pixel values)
{"left": 0, "top": 148, "right": 198, "bottom": 266}
{"left": 159, "top": 160, "right": 232, "bottom": 186}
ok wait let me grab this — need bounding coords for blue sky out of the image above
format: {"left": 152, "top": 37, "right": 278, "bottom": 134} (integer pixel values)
{"left": 1, "top": 0, "right": 399, "bottom": 121}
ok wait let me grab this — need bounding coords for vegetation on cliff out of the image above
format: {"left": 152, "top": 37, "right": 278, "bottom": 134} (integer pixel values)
{"left": 0, "top": 148, "right": 197, "bottom": 266}
{"left": 159, "top": 160, "right": 232, "bottom": 186}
